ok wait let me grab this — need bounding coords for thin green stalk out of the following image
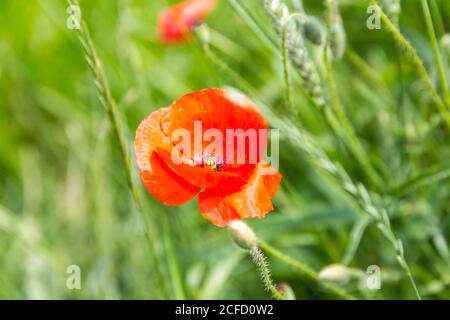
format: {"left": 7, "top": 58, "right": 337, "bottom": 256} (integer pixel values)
{"left": 342, "top": 216, "right": 372, "bottom": 265}
{"left": 323, "top": 0, "right": 383, "bottom": 189}
{"left": 398, "top": 257, "right": 422, "bottom": 300}
{"left": 421, "top": 0, "right": 450, "bottom": 105}
{"left": 208, "top": 27, "right": 247, "bottom": 58}
{"left": 164, "top": 221, "right": 186, "bottom": 299}
{"left": 249, "top": 247, "right": 286, "bottom": 300}
{"left": 429, "top": 0, "right": 445, "bottom": 38}
{"left": 281, "top": 19, "right": 297, "bottom": 122}
{"left": 201, "top": 41, "right": 256, "bottom": 95}
{"left": 226, "top": 0, "right": 278, "bottom": 54}
{"left": 390, "top": 163, "right": 450, "bottom": 197}
{"left": 258, "top": 240, "right": 355, "bottom": 300}
{"left": 194, "top": 25, "right": 267, "bottom": 104}
{"left": 67, "top": 0, "right": 167, "bottom": 297}
{"left": 370, "top": 0, "right": 450, "bottom": 128}
{"left": 71, "top": 15, "right": 140, "bottom": 211}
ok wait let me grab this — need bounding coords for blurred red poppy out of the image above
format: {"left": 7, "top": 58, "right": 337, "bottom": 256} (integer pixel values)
{"left": 158, "top": 0, "right": 217, "bottom": 43}
{"left": 135, "top": 88, "right": 282, "bottom": 227}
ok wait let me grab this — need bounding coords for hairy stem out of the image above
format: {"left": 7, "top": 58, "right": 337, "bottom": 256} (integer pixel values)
{"left": 258, "top": 240, "right": 355, "bottom": 299}
{"left": 249, "top": 247, "right": 286, "bottom": 300}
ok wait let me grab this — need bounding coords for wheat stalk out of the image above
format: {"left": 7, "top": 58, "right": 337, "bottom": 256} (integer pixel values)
{"left": 263, "top": 0, "right": 325, "bottom": 108}
{"left": 263, "top": 0, "right": 383, "bottom": 190}
{"left": 66, "top": 0, "right": 167, "bottom": 295}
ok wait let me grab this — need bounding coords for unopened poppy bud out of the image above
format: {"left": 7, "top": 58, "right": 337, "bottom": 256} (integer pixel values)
{"left": 319, "top": 264, "right": 355, "bottom": 284}
{"left": 193, "top": 22, "right": 211, "bottom": 46}
{"left": 303, "top": 16, "right": 324, "bottom": 46}
{"left": 275, "top": 282, "right": 296, "bottom": 300}
{"left": 329, "top": 20, "right": 346, "bottom": 59}
{"left": 228, "top": 220, "right": 257, "bottom": 250}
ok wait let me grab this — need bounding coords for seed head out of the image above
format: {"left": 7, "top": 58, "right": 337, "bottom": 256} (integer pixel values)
{"left": 303, "top": 16, "right": 324, "bottom": 46}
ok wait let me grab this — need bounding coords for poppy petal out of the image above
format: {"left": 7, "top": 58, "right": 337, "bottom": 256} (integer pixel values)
{"left": 156, "top": 88, "right": 268, "bottom": 188}
{"left": 158, "top": 0, "right": 217, "bottom": 43}
{"left": 198, "top": 162, "right": 282, "bottom": 227}
{"left": 135, "top": 108, "right": 200, "bottom": 205}
{"left": 165, "top": 88, "right": 268, "bottom": 142}
{"left": 141, "top": 153, "right": 200, "bottom": 205}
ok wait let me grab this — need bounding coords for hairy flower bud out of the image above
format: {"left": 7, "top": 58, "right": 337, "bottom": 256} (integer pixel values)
{"left": 228, "top": 220, "right": 257, "bottom": 250}
{"left": 303, "top": 16, "right": 324, "bottom": 46}
{"left": 319, "top": 264, "right": 354, "bottom": 284}
{"left": 193, "top": 22, "right": 211, "bottom": 46}
{"left": 275, "top": 282, "right": 296, "bottom": 300}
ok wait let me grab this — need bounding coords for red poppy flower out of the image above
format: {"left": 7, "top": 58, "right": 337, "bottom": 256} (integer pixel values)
{"left": 135, "top": 88, "right": 282, "bottom": 227}
{"left": 158, "top": 0, "right": 217, "bottom": 43}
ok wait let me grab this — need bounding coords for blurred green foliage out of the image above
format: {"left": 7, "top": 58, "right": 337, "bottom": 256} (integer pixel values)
{"left": 0, "top": 0, "right": 448, "bottom": 299}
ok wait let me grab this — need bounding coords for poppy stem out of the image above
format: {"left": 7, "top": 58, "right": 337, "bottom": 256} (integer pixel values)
{"left": 258, "top": 240, "right": 355, "bottom": 300}
{"left": 249, "top": 247, "right": 286, "bottom": 300}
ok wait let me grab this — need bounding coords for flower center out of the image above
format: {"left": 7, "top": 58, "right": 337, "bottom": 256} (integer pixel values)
{"left": 202, "top": 155, "right": 217, "bottom": 170}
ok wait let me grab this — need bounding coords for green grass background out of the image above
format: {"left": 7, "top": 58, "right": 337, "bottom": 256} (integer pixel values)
{"left": 0, "top": 0, "right": 449, "bottom": 299}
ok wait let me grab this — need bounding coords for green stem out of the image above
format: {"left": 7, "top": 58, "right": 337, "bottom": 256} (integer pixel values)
{"left": 370, "top": 0, "right": 450, "bottom": 128}
{"left": 202, "top": 43, "right": 256, "bottom": 95}
{"left": 429, "top": 0, "right": 445, "bottom": 38}
{"left": 249, "top": 247, "right": 286, "bottom": 300}
{"left": 323, "top": 0, "right": 383, "bottom": 190}
{"left": 342, "top": 216, "right": 372, "bottom": 265}
{"left": 401, "top": 259, "right": 422, "bottom": 300}
{"left": 258, "top": 240, "right": 355, "bottom": 300}
{"left": 421, "top": 0, "right": 450, "bottom": 105}
{"left": 281, "top": 18, "right": 297, "bottom": 122}
{"left": 208, "top": 27, "right": 247, "bottom": 58}
{"left": 226, "top": 0, "right": 278, "bottom": 53}
{"left": 67, "top": 0, "right": 167, "bottom": 297}
{"left": 377, "top": 209, "right": 422, "bottom": 300}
